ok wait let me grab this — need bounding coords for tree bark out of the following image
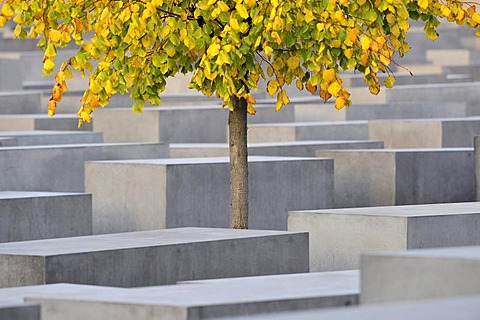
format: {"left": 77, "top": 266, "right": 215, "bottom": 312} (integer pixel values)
{"left": 229, "top": 95, "right": 249, "bottom": 229}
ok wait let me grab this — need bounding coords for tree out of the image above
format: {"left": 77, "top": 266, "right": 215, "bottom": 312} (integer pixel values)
{"left": 2, "top": 0, "right": 480, "bottom": 229}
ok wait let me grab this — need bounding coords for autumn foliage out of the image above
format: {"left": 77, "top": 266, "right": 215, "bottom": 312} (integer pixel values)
{"left": 1, "top": 0, "right": 480, "bottom": 125}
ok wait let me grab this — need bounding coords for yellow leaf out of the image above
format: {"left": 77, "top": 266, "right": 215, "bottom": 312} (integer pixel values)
{"left": 418, "top": 0, "right": 428, "bottom": 10}
{"left": 319, "top": 88, "right": 332, "bottom": 101}
{"left": 230, "top": 17, "right": 240, "bottom": 30}
{"left": 47, "top": 99, "right": 56, "bottom": 116}
{"left": 217, "top": 1, "right": 229, "bottom": 12}
{"left": 245, "top": 0, "right": 255, "bottom": 7}
{"left": 48, "top": 29, "right": 63, "bottom": 43}
{"left": 245, "top": 93, "right": 256, "bottom": 104}
{"left": 306, "top": 82, "right": 317, "bottom": 94}
{"left": 267, "top": 80, "right": 279, "bottom": 96}
{"left": 236, "top": 3, "right": 249, "bottom": 19}
{"left": 323, "top": 69, "right": 336, "bottom": 83}
{"left": 286, "top": 56, "right": 300, "bottom": 69}
{"left": 361, "top": 36, "right": 371, "bottom": 51}
{"left": 273, "top": 16, "right": 283, "bottom": 30}
{"left": 327, "top": 81, "right": 342, "bottom": 96}
{"left": 473, "top": 12, "right": 480, "bottom": 25}
{"left": 334, "top": 96, "right": 346, "bottom": 110}
{"left": 1, "top": 4, "right": 14, "bottom": 16}
{"left": 51, "top": 85, "right": 62, "bottom": 102}
{"left": 271, "top": 31, "right": 281, "bottom": 44}
{"left": 344, "top": 48, "right": 353, "bottom": 59}
{"left": 247, "top": 103, "right": 256, "bottom": 115}
{"left": 207, "top": 43, "right": 221, "bottom": 58}
{"left": 384, "top": 75, "right": 395, "bottom": 88}
{"left": 296, "top": 79, "right": 303, "bottom": 91}
{"left": 43, "top": 58, "right": 55, "bottom": 71}
{"left": 264, "top": 45, "right": 273, "bottom": 56}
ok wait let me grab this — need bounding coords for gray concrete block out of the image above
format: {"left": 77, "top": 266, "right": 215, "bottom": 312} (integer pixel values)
{"left": 0, "top": 114, "right": 92, "bottom": 131}
{"left": 361, "top": 246, "right": 480, "bottom": 304}
{"left": 92, "top": 105, "right": 295, "bottom": 144}
{"left": 474, "top": 136, "right": 480, "bottom": 201}
{"left": 0, "top": 142, "right": 168, "bottom": 192}
{"left": 0, "top": 304, "right": 40, "bottom": 320}
{"left": 0, "top": 91, "right": 42, "bottom": 114}
{"left": 85, "top": 157, "right": 333, "bottom": 233}
{"left": 315, "top": 148, "right": 475, "bottom": 208}
{"left": 26, "top": 271, "right": 357, "bottom": 320}
{"left": 0, "top": 228, "right": 309, "bottom": 288}
{"left": 288, "top": 202, "right": 480, "bottom": 272}
{"left": 369, "top": 118, "right": 480, "bottom": 148}
{"left": 0, "top": 191, "right": 92, "bottom": 242}
{"left": 0, "top": 137, "right": 17, "bottom": 146}
{"left": 247, "top": 121, "right": 368, "bottom": 143}
{"left": 0, "top": 131, "right": 102, "bottom": 146}
{"left": 170, "top": 140, "right": 384, "bottom": 158}
{"left": 208, "top": 295, "right": 480, "bottom": 320}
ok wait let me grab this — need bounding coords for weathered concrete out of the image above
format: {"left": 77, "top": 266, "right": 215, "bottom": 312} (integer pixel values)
{"left": 0, "top": 114, "right": 92, "bottom": 131}
{"left": 209, "top": 295, "right": 480, "bottom": 320}
{"left": 247, "top": 121, "right": 368, "bottom": 143}
{"left": 288, "top": 202, "right": 480, "bottom": 272}
{"left": 369, "top": 117, "right": 480, "bottom": 148}
{"left": 0, "top": 91, "right": 43, "bottom": 114}
{"left": 315, "top": 148, "right": 475, "bottom": 208}
{"left": 0, "top": 304, "right": 40, "bottom": 320}
{"left": 0, "top": 131, "right": 102, "bottom": 146}
{"left": 170, "top": 140, "right": 384, "bottom": 158}
{"left": 361, "top": 246, "right": 480, "bottom": 304}
{"left": 0, "top": 228, "right": 309, "bottom": 288}
{"left": 0, "top": 143, "right": 168, "bottom": 192}
{"left": 26, "top": 271, "right": 357, "bottom": 320}
{"left": 0, "top": 191, "right": 92, "bottom": 242}
{"left": 86, "top": 156, "right": 333, "bottom": 233}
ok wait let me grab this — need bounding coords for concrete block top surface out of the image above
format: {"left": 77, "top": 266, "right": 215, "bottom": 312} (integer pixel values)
{"left": 0, "top": 191, "right": 86, "bottom": 200}
{"left": 212, "top": 295, "right": 480, "bottom": 320}
{"left": 0, "top": 114, "right": 79, "bottom": 119}
{"left": 316, "top": 148, "right": 473, "bottom": 153}
{"left": 363, "top": 245, "right": 480, "bottom": 259}
{"left": 0, "top": 228, "right": 306, "bottom": 256}
{"left": 369, "top": 117, "right": 480, "bottom": 123}
{"left": 87, "top": 156, "right": 321, "bottom": 165}
{"left": 0, "top": 142, "right": 163, "bottom": 151}
{"left": 0, "top": 284, "right": 104, "bottom": 307}
{"left": 26, "top": 271, "right": 358, "bottom": 307}
{"left": 290, "top": 202, "right": 480, "bottom": 218}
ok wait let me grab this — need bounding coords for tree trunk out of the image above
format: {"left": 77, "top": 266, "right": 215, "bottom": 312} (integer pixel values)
{"left": 229, "top": 95, "right": 249, "bottom": 229}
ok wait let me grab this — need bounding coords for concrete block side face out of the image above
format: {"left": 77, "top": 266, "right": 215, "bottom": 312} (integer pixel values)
{"left": 0, "top": 195, "right": 92, "bottom": 243}
{"left": 87, "top": 163, "right": 167, "bottom": 234}
{"left": 360, "top": 256, "right": 480, "bottom": 304}
{"left": 407, "top": 214, "right": 480, "bottom": 249}
{"left": 34, "top": 299, "right": 185, "bottom": 320}
{"left": 0, "top": 305, "right": 40, "bottom": 320}
{"left": 293, "top": 103, "right": 347, "bottom": 122}
{"left": 93, "top": 109, "right": 161, "bottom": 143}
{"left": 368, "top": 120, "right": 442, "bottom": 149}
{"left": 296, "top": 124, "right": 369, "bottom": 141}
{"left": 249, "top": 160, "right": 334, "bottom": 230}
{"left": 247, "top": 126, "right": 296, "bottom": 143}
{"left": 0, "top": 118, "right": 33, "bottom": 131}
{"left": 395, "top": 151, "right": 475, "bottom": 205}
{"left": 165, "top": 163, "right": 230, "bottom": 228}
{"left": 316, "top": 151, "right": 395, "bottom": 208}
{"left": 442, "top": 121, "right": 480, "bottom": 148}
{"left": 288, "top": 213, "right": 407, "bottom": 272}
{"left": 476, "top": 136, "right": 480, "bottom": 200}
{"left": 0, "top": 255, "right": 45, "bottom": 288}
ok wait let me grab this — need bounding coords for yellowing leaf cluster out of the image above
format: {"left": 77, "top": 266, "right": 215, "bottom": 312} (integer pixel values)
{"left": 0, "top": 0, "right": 479, "bottom": 122}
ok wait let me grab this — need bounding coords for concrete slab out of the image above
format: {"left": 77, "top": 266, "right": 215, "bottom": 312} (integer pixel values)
{"left": 26, "top": 271, "right": 357, "bottom": 320}
{"left": 0, "top": 304, "right": 39, "bottom": 320}
{"left": 0, "top": 91, "right": 42, "bottom": 114}
{"left": 169, "top": 140, "right": 384, "bottom": 158}
{"left": 0, "top": 142, "right": 168, "bottom": 192}
{"left": 369, "top": 117, "right": 480, "bottom": 148}
{"left": 288, "top": 202, "right": 480, "bottom": 272}
{"left": 361, "top": 246, "right": 480, "bottom": 304}
{"left": 85, "top": 157, "right": 333, "bottom": 233}
{"left": 0, "top": 114, "right": 92, "bottom": 131}
{"left": 208, "top": 295, "right": 480, "bottom": 320}
{"left": 0, "top": 191, "right": 92, "bottom": 242}
{"left": 315, "top": 148, "right": 475, "bottom": 208}
{"left": 0, "top": 131, "right": 102, "bottom": 146}
{"left": 0, "top": 228, "right": 309, "bottom": 288}
{"left": 247, "top": 121, "right": 368, "bottom": 143}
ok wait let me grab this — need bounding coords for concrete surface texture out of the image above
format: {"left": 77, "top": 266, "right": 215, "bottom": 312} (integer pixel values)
{"left": 360, "top": 246, "right": 480, "bottom": 304}
{"left": 169, "top": 140, "right": 384, "bottom": 158}
{"left": 0, "top": 228, "right": 309, "bottom": 288}
{"left": 209, "top": 295, "right": 480, "bottom": 320}
{"left": 0, "top": 131, "right": 102, "bottom": 146}
{"left": 25, "top": 271, "right": 358, "bottom": 320}
{"left": 288, "top": 202, "right": 480, "bottom": 272}
{"left": 315, "top": 148, "right": 475, "bottom": 208}
{"left": 247, "top": 121, "right": 369, "bottom": 143}
{"left": 85, "top": 156, "right": 333, "bottom": 234}
{"left": 0, "top": 142, "right": 169, "bottom": 192}
{"left": 0, "top": 91, "right": 42, "bottom": 114}
{"left": 0, "top": 114, "right": 92, "bottom": 131}
{"left": 0, "top": 191, "right": 92, "bottom": 242}
{"left": 368, "top": 117, "right": 480, "bottom": 148}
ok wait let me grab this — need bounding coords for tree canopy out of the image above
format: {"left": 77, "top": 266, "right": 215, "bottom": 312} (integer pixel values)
{"left": 1, "top": 0, "right": 480, "bottom": 125}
